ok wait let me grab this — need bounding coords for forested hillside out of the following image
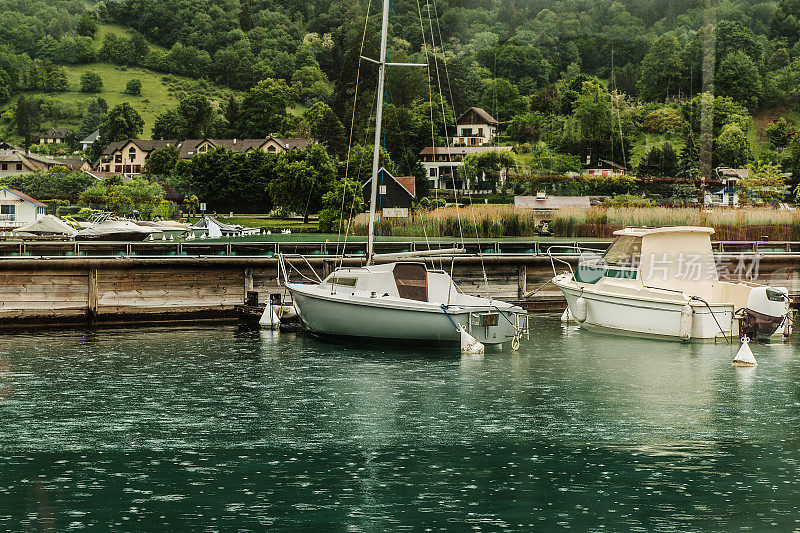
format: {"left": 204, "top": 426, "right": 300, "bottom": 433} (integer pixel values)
{"left": 3, "top": 0, "right": 800, "bottom": 203}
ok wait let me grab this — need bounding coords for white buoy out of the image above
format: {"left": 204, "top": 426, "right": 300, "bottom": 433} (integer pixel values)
{"left": 459, "top": 325, "right": 484, "bottom": 355}
{"left": 561, "top": 307, "right": 574, "bottom": 323}
{"left": 574, "top": 297, "right": 587, "bottom": 323}
{"left": 259, "top": 302, "right": 281, "bottom": 329}
{"left": 147, "top": 234, "right": 154, "bottom": 241}
{"left": 161, "top": 234, "right": 167, "bottom": 241}
{"left": 733, "top": 336, "right": 757, "bottom": 367}
{"left": 169, "top": 234, "right": 174, "bottom": 241}
{"left": 200, "top": 233, "right": 206, "bottom": 239}
{"left": 266, "top": 230, "right": 272, "bottom": 235}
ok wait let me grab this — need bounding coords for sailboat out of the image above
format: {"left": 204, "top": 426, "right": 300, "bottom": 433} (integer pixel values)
{"left": 284, "top": 0, "right": 527, "bottom": 347}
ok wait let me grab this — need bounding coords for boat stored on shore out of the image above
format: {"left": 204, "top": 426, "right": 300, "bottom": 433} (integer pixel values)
{"left": 551, "top": 226, "right": 792, "bottom": 342}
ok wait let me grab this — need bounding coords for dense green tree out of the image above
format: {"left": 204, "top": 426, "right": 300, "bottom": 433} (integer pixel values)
{"left": 716, "top": 51, "right": 763, "bottom": 110}
{"left": 772, "top": 0, "right": 800, "bottom": 44}
{"left": 79, "top": 97, "right": 108, "bottom": 138}
{"left": 479, "top": 78, "right": 527, "bottom": 122}
{"left": 0, "top": 167, "right": 95, "bottom": 201}
{"left": 100, "top": 103, "right": 144, "bottom": 143}
{"left": 637, "top": 34, "right": 684, "bottom": 102}
{"left": 125, "top": 78, "right": 142, "bottom": 95}
{"left": 318, "top": 178, "right": 364, "bottom": 233}
{"left": 237, "top": 78, "right": 292, "bottom": 137}
{"left": 177, "top": 95, "right": 215, "bottom": 138}
{"left": 152, "top": 109, "right": 187, "bottom": 140}
{"left": 766, "top": 118, "right": 792, "bottom": 149}
{"left": 270, "top": 143, "right": 336, "bottom": 222}
{"left": 80, "top": 71, "right": 103, "bottom": 93}
{"left": 142, "top": 146, "right": 179, "bottom": 176}
{"left": 77, "top": 13, "right": 98, "bottom": 38}
{"left": 14, "top": 95, "right": 41, "bottom": 150}
{"left": 717, "top": 124, "right": 751, "bottom": 168}
{"left": 302, "top": 102, "right": 346, "bottom": 156}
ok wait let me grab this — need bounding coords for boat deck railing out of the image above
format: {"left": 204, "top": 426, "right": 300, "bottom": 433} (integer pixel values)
{"left": 0, "top": 239, "right": 797, "bottom": 259}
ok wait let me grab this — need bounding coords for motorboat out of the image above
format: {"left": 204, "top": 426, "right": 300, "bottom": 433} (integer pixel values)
{"left": 75, "top": 213, "right": 161, "bottom": 241}
{"left": 551, "top": 226, "right": 791, "bottom": 342}
{"left": 12, "top": 215, "right": 78, "bottom": 238}
{"left": 283, "top": 0, "right": 527, "bottom": 348}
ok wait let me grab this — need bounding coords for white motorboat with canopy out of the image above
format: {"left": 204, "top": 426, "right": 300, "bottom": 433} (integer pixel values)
{"left": 283, "top": 0, "right": 527, "bottom": 347}
{"left": 551, "top": 226, "right": 791, "bottom": 342}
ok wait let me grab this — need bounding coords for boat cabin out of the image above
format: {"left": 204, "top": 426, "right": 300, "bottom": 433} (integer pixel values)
{"left": 575, "top": 226, "right": 755, "bottom": 307}
{"left": 321, "top": 262, "right": 458, "bottom": 303}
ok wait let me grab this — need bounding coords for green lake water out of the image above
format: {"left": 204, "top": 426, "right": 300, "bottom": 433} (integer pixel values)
{"left": 1, "top": 320, "right": 799, "bottom": 531}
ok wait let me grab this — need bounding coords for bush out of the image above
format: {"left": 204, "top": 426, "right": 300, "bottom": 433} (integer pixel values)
{"left": 125, "top": 78, "right": 142, "bottom": 95}
{"left": 80, "top": 71, "right": 103, "bottom": 93}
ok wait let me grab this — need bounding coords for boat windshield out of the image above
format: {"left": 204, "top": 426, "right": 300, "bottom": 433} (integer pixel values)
{"left": 603, "top": 236, "right": 641, "bottom": 266}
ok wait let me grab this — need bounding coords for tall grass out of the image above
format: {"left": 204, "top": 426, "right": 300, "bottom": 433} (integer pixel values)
{"left": 348, "top": 205, "right": 800, "bottom": 240}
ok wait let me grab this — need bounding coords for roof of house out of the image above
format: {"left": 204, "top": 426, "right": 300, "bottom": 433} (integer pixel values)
{"left": 0, "top": 150, "right": 64, "bottom": 171}
{"left": 363, "top": 168, "right": 416, "bottom": 198}
{"left": 0, "top": 187, "right": 47, "bottom": 207}
{"left": 456, "top": 107, "right": 499, "bottom": 126}
{"left": 419, "top": 145, "right": 515, "bottom": 156}
{"left": 514, "top": 195, "right": 592, "bottom": 210}
{"left": 40, "top": 127, "right": 73, "bottom": 139}
{"left": 584, "top": 159, "right": 626, "bottom": 170}
{"left": 101, "top": 139, "right": 179, "bottom": 157}
{"left": 716, "top": 167, "right": 749, "bottom": 179}
{"left": 177, "top": 137, "right": 314, "bottom": 158}
{"left": 81, "top": 130, "right": 100, "bottom": 144}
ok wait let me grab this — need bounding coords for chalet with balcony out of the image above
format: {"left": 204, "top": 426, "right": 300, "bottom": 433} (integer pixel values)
{"left": 455, "top": 107, "right": 498, "bottom": 146}
{"left": 419, "top": 145, "right": 515, "bottom": 190}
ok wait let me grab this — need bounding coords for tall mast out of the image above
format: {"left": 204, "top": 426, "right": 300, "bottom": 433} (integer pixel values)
{"left": 366, "top": 0, "right": 390, "bottom": 264}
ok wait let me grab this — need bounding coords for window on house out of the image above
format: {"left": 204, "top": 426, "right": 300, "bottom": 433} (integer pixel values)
{"left": 478, "top": 128, "right": 483, "bottom": 136}
{"left": 16, "top": 164, "right": 22, "bottom": 170}
{"left": 115, "top": 155, "right": 122, "bottom": 163}
{"left": 199, "top": 145, "right": 206, "bottom": 152}
{"left": 379, "top": 185, "right": 387, "bottom": 195}
{"left": 1, "top": 204, "right": 15, "bottom": 220}
{"left": 429, "top": 168, "right": 436, "bottom": 176}
{"left": 1, "top": 163, "right": 6, "bottom": 170}
{"left": 267, "top": 145, "right": 277, "bottom": 152}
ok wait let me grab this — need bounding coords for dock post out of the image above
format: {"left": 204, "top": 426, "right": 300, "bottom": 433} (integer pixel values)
{"left": 88, "top": 268, "right": 98, "bottom": 320}
{"left": 244, "top": 268, "right": 254, "bottom": 303}
{"left": 517, "top": 265, "right": 527, "bottom": 299}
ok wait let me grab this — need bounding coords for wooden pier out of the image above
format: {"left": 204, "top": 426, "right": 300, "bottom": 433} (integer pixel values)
{"left": 0, "top": 242, "right": 797, "bottom": 327}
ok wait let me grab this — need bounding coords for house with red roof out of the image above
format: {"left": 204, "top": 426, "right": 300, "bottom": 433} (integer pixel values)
{"left": 362, "top": 168, "right": 416, "bottom": 217}
{"left": 455, "top": 107, "right": 499, "bottom": 146}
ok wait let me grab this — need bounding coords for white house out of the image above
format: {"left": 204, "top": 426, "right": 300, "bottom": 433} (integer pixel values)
{"left": 0, "top": 188, "right": 46, "bottom": 228}
{"left": 455, "top": 107, "right": 498, "bottom": 146}
{"left": 705, "top": 168, "right": 746, "bottom": 206}
{"left": 419, "top": 145, "right": 515, "bottom": 190}
{"left": 80, "top": 129, "right": 100, "bottom": 151}
{"left": 583, "top": 157, "right": 626, "bottom": 177}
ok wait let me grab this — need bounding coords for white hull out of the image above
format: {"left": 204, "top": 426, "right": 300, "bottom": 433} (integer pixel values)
{"left": 556, "top": 282, "right": 737, "bottom": 341}
{"left": 288, "top": 283, "right": 522, "bottom": 346}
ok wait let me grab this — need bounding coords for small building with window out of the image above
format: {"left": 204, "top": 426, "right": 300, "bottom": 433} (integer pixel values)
{"left": 39, "top": 127, "right": 73, "bottom": 144}
{"left": 583, "top": 157, "right": 626, "bottom": 177}
{"left": 455, "top": 107, "right": 498, "bottom": 146}
{"left": 362, "top": 168, "right": 416, "bottom": 217}
{"left": 0, "top": 188, "right": 46, "bottom": 228}
{"left": 0, "top": 149, "right": 65, "bottom": 177}
{"left": 177, "top": 137, "right": 315, "bottom": 159}
{"left": 97, "top": 139, "right": 179, "bottom": 175}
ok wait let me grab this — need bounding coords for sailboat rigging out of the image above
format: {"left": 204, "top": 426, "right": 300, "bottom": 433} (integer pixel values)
{"left": 282, "top": 0, "right": 528, "bottom": 347}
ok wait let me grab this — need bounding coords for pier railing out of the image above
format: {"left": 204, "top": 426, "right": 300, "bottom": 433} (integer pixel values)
{"left": 0, "top": 239, "right": 798, "bottom": 258}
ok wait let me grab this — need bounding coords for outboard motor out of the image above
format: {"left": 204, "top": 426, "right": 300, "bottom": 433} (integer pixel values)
{"left": 741, "top": 287, "right": 790, "bottom": 342}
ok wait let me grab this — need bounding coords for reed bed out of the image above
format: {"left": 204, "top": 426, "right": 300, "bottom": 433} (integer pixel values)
{"left": 348, "top": 205, "right": 800, "bottom": 240}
